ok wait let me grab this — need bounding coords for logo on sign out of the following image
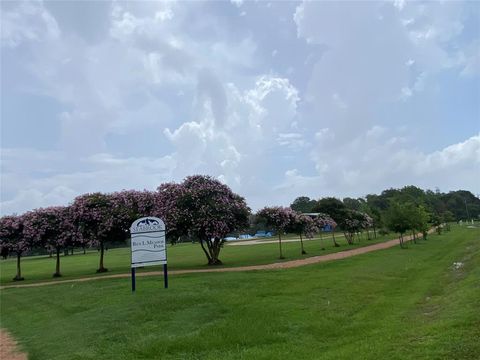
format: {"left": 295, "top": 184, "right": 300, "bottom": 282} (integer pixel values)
{"left": 131, "top": 217, "right": 165, "bottom": 233}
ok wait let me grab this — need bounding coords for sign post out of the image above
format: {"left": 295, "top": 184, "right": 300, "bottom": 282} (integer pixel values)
{"left": 130, "top": 217, "right": 168, "bottom": 292}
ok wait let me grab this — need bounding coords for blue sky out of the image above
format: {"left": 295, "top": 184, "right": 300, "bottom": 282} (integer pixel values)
{"left": 1, "top": 0, "right": 479, "bottom": 214}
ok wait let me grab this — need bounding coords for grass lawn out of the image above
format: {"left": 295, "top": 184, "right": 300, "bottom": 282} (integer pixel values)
{"left": 0, "top": 232, "right": 393, "bottom": 285}
{"left": 1, "top": 225, "right": 479, "bottom": 359}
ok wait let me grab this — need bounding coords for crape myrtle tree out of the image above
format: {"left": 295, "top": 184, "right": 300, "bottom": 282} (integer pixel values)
{"left": 342, "top": 210, "right": 363, "bottom": 245}
{"left": 341, "top": 210, "right": 372, "bottom": 244}
{"left": 361, "top": 212, "right": 374, "bottom": 240}
{"left": 314, "top": 213, "right": 338, "bottom": 248}
{"left": 155, "top": 183, "right": 190, "bottom": 245}
{"left": 71, "top": 192, "right": 127, "bottom": 273}
{"left": 288, "top": 213, "right": 319, "bottom": 255}
{"left": 256, "top": 206, "right": 296, "bottom": 259}
{"left": 23, "top": 206, "right": 79, "bottom": 277}
{"left": 160, "top": 175, "right": 250, "bottom": 265}
{"left": 0, "top": 214, "right": 31, "bottom": 281}
{"left": 110, "top": 189, "right": 158, "bottom": 240}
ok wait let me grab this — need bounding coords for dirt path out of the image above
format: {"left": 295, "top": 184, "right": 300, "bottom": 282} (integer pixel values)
{"left": 1, "top": 233, "right": 420, "bottom": 290}
{"left": 0, "top": 330, "right": 27, "bottom": 360}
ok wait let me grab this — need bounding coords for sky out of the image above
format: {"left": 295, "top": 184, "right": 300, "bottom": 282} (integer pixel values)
{"left": 1, "top": 0, "right": 479, "bottom": 215}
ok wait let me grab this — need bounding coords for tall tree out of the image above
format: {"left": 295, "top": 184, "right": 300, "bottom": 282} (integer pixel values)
{"left": 290, "top": 196, "right": 317, "bottom": 213}
{"left": 256, "top": 206, "right": 296, "bottom": 259}
{"left": 288, "top": 213, "right": 319, "bottom": 255}
{"left": 412, "top": 205, "right": 431, "bottom": 240}
{"left": 384, "top": 202, "right": 412, "bottom": 248}
{"left": 313, "top": 197, "right": 347, "bottom": 226}
{"left": 343, "top": 197, "right": 362, "bottom": 211}
{"left": 23, "top": 206, "right": 79, "bottom": 277}
{"left": 158, "top": 175, "right": 250, "bottom": 265}
{"left": 315, "top": 213, "right": 339, "bottom": 247}
{"left": 71, "top": 193, "right": 126, "bottom": 273}
{"left": 0, "top": 214, "right": 31, "bottom": 281}
{"left": 154, "top": 183, "right": 190, "bottom": 245}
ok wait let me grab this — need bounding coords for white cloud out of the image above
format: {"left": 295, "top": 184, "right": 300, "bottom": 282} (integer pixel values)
{"left": 231, "top": 0, "right": 243, "bottom": 8}
{"left": 1, "top": 1, "right": 60, "bottom": 47}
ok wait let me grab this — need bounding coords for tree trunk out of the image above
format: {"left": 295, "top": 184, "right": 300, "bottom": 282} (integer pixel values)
{"left": 200, "top": 239, "right": 212, "bottom": 264}
{"left": 332, "top": 231, "right": 340, "bottom": 247}
{"left": 83, "top": 246, "right": 86, "bottom": 255}
{"left": 367, "top": 228, "right": 371, "bottom": 240}
{"left": 71, "top": 247, "right": 74, "bottom": 255}
{"left": 399, "top": 234, "right": 404, "bottom": 248}
{"left": 210, "top": 238, "right": 223, "bottom": 265}
{"left": 345, "top": 232, "right": 353, "bottom": 245}
{"left": 53, "top": 247, "right": 62, "bottom": 277}
{"left": 278, "top": 233, "right": 284, "bottom": 259}
{"left": 13, "top": 253, "right": 24, "bottom": 281}
{"left": 299, "top": 233, "right": 306, "bottom": 254}
{"left": 96, "top": 242, "right": 108, "bottom": 273}
{"left": 373, "top": 225, "right": 377, "bottom": 239}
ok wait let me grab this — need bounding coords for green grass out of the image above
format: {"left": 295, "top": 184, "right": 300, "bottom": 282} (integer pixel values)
{"left": 0, "top": 232, "right": 394, "bottom": 285}
{"left": 1, "top": 226, "right": 479, "bottom": 359}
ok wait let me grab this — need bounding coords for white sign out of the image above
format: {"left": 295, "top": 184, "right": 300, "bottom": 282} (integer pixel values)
{"left": 130, "top": 217, "right": 166, "bottom": 268}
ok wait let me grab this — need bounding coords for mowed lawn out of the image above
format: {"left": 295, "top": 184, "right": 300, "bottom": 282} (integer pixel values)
{"left": 1, "top": 226, "right": 479, "bottom": 359}
{"left": 0, "top": 232, "right": 392, "bottom": 285}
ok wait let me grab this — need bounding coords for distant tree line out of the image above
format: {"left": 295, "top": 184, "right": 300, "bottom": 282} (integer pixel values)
{"left": 291, "top": 186, "right": 479, "bottom": 229}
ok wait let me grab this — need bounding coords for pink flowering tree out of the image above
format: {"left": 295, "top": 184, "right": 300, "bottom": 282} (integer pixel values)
{"left": 23, "top": 206, "right": 79, "bottom": 277}
{"left": 110, "top": 190, "right": 158, "bottom": 230}
{"left": 158, "top": 176, "right": 250, "bottom": 265}
{"left": 315, "top": 213, "right": 339, "bottom": 247}
{"left": 71, "top": 192, "right": 126, "bottom": 273}
{"left": 0, "top": 214, "right": 31, "bottom": 281}
{"left": 287, "top": 213, "right": 319, "bottom": 255}
{"left": 256, "top": 206, "right": 296, "bottom": 259}
{"left": 342, "top": 210, "right": 373, "bottom": 244}
{"left": 154, "top": 183, "right": 189, "bottom": 245}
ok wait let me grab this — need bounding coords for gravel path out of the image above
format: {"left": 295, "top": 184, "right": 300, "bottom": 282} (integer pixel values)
{"left": 1, "top": 233, "right": 418, "bottom": 290}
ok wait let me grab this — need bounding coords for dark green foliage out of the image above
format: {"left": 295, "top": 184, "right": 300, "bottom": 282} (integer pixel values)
{"left": 384, "top": 202, "right": 413, "bottom": 247}
{"left": 290, "top": 196, "right": 317, "bottom": 213}
{"left": 312, "top": 197, "right": 347, "bottom": 225}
